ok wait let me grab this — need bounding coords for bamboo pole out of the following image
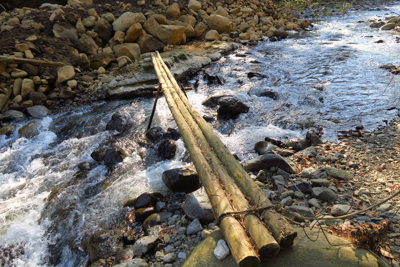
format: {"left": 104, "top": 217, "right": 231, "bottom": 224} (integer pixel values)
{"left": 156, "top": 52, "right": 297, "bottom": 248}
{"left": 0, "top": 56, "right": 64, "bottom": 67}
{"left": 153, "top": 53, "right": 280, "bottom": 258}
{"left": 152, "top": 54, "right": 260, "bottom": 267}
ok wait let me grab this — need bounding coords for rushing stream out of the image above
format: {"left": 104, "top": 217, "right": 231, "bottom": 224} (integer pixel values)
{"left": 2, "top": 4, "right": 400, "bottom": 266}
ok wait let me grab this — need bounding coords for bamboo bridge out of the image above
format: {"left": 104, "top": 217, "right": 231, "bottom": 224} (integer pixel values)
{"left": 151, "top": 52, "right": 298, "bottom": 267}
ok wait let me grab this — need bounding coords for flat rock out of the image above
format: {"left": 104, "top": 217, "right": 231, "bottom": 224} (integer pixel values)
{"left": 331, "top": 204, "right": 351, "bottom": 216}
{"left": 133, "top": 235, "right": 159, "bottom": 256}
{"left": 311, "top": 187, "right": 337, "bottom": 202}
{"left": 26, "top": 105, "right": 51, "bottom": 118}
{"left": 187, "top": 218, "right": 203, "bottom": 235}
{"left": 320, "top": 167, "right": 353, "bottom": 180}
{"left": 183, "top": 187, "right": 214, "bottom": 222}
{"left": 243, "top": 154, "right": 296, "bottom": 174}
{"left": 183, "top": 228, "right": 387, "bottom": 267}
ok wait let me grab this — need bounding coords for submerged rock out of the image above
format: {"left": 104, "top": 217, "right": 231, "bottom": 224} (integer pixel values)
{"left": 146, "top": 127, "right": 165, "bottom": 142}
{"left": 106, "top": 110, "right": 134, "bottom": 133}
{"left": 18, "top": 120, "right": 40, "bottom": 138}
{"left": 158, "top": 139, "right": 177, "bottom": 159}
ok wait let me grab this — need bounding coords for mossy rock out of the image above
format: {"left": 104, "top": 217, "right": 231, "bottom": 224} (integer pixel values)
{"left": 18, "top": 121, "right": 40, "bottom": 139}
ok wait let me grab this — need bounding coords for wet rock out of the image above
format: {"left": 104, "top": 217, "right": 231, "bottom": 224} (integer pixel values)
{"left": 133, "top": 235, "right": 159, "bottom": 256}
{"left": 106, "top": 110, "right": 134, "bottom": 133}
{"left": 243, "top": 153, "right": 296, "bottom": 174}
{"left": 26, "top": 105, "right": 51, "bottom": 118}
{"left": 285, "top": 206, "right": 314, "bottom": 218}
{"left": 306, "top": 130, "right": 323, "bottom": 145}
{"left": 104, "top": 147, "right": 126, "bottom": 166}
{"left": 183, "top": 187, "right": 213, "bottom": 222}
{"left": 370, "top": 21, "right": 385, "bottom": 28}
{"left": 3, "top": 110, "right": 25, "bottom": 121}
{"left": 274, "top": 29, "right": 288, "bottom": 39}
{"left": 135, "top": 207, "right": 157, "bottom": 222}
{"left": 255, "top": 141, "right": 277, "bottom": 155}
{"left": 87, "top": 229, "right": 125, "bottom": 263}
{"left": 214, "top": 239, "right": 230, "bottom": 260}
{"left": 202, "top": 94, "right": 229, "bottom": 107}
{"left": 158, "top": 139, "right": 177, "bottom": 160}
{"left": 146, "top": 127, "right": 166, "bottom": 142}
{"left": 285, "top": 138, "right": 310, "bottom": 151}
{"left": 18, "top": 120, "right": 40, "bottom": 138}
{"left": 217, "top": 96, "right": 249, "bottom": 118}
{"left": 331, "top": 204, "right": 351, "bottom": 216}
{"left": 281, "top": 196, "right": 294, "bottom": 206}
{"left": 162, "top": 166, "right": 200, "bottom": 193}
{"left": 0, "top": 125, "right": 15, "bottom": 136}
{"left": 78, "top": 162, "right": 91, "bottom": 170}
{"left": 380, "top": 23, "right": 396, "bottom": 30}
{"left": 163, "top": 128, "right": 181, "bottom": 141}
{"left": 311, "top": 187, "right": 337, "bottom": 202}
{"left": 187, "top": 218, "right": 202, "bottom": 235}
{"left": 134, "top": 192, "right": 160, "bottom": 209}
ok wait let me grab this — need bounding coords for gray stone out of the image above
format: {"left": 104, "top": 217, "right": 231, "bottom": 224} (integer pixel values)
{"left": 178, "top": 252, "right": 187, "bottom": 260}
{"left": 281, "top": 196, "right": 294, "bottom": 206}
{"left": 300, "top": 167, "right": 316, "bottom": 178}
{"left": 272, "top": 175, "right": 286, "bottom": 190}
{"left": 280, "top": 190, "right": 294, "bottom": 199}
{"left": 26, "top": 105, "right": 51, "bottom": 118}
{"left": 320, "top": 167, "right": 353, "bottom": 180}
{"left": 3, "top": 110, "right": 25, "bottom": 121}
{"left": 164, "top": 253, "right": 177, "bottom": 263}
{"left": 331, "top": 204, "right": 351, "bottom": 216}
{"left": 183, "top": 188, "right": 214, "bottom": 222}
{"left": 310, "top": 179, "right": 330, "bottom": 187}
{"left": 295, "top": 146, "right": 317, "bottom": 158}
{"left": 187, "top": 219, "right": 202, "bottom": 235}
{"left": 133, "top": 235, "right": 159, "bottom": 256}
{"left": 308, "top": 198, "right": 321, "bottom": 209}
{"left": 285, "top": 206, "right": 314, "bottom": 218}
{"left": 243, "top": 154, "right": 296, "bottom": 174}
{"left": 168, "top": 214, "right": 180, "bottom": 226}
{"left": 285, "top": 138, "right": 310, "bottom": 151}
{"left": 213, "top": 239, "right": 230, "bottom": 260}
{"left": 311, "top": 187, "right": 337, "bottom": 202}
{"left": 256, "top": 170, "right": 268, "bottom": 182}
{"left": 377, "top": 203, "right": 391, "bottom": 212}
{"left": 165, "top": 245, "right": 174, "bottom": 253}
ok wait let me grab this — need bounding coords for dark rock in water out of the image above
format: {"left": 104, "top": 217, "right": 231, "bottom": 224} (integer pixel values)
{"left": 202, "top": 94, "right": 229, "bottom": 108}
{"left": 203, "top": 73, "right": 224, "bottom": 85}
{"left": 162, "top": 166, "right": 200, "bottom": 193}
{"left": 274, "top": 29, "right": 288, "bottom": 39}
{"left": 78, "top": 162, "right": 91, "bottom": 170}
{"left": 287, "top": 181, "right": 311, "bottom": 193}
{"left": 29, "top": 92, "right": 48, "bottom": 105}
{"left": 106, "top": 110, "right": 134, "bottom": 133}
{"left": 87, "top": 229, "right": 125, "bottom": 263}
{"left": 243, "top": 154, "right": 296, "bottom": 174}
{"left": 183, "top": 188, "right": 214, "bottom": 222}
{"left": 104, "top": 147, "right": 126, "bottom": 166}
{"left": 247, "top": 72, "right": 267, "bottom": 79}
{"left": 257, "top": 90, "right": 278, "bottom": 100}
{"left": 146, "top": 127, "right": 165, "bottom": 142}
{"left": 158, "top": 139, "right": 176, "bottom": 160}
{"left": 167, "top": 192, "right": 187, "bottom": 212}
{"left": 91, "top": 147, "right": 108, "bottom": 162}
{"left": 18, "top": 120, "right": 40, "bottom": 139}
{"left": 217, "top": 96, "right": 249, "bottom": 119}
{"left": 124, "top": 192, "right": 164, "bottom": 208}
{"left": 265, "top": 136, "right": 285, "bottom": 147}
{"left": 163, "top": 128, "right": 181, "bottom": 141}
{"left": 135, "top": 207, "right": 157, "bottom": 222}
{"left": 203, "top": 114, "right": 214, "bottom": 122}
{"left": 285, "top": 138, "right": 310, "bottom": 152}
{"left": 306, "top": 130, "right": 323, "bottom": 145}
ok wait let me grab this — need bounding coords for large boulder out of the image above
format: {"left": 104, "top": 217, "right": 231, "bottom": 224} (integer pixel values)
{"left": 77, "top": 34, "right": 98, "bottom": 55}
{"left": 162, "top": 166, "right": 200, "bottom": 193}
{"left": 144, "top": 17, "right": 185, "bottom": 45}
{"left": 113, "top": 43, "right": 141, "bottom": 61}
{"left": 207, "top": 15, "right": 232, "bottom": 33}
{"left": 53, "top": 23, "right": 79, "bottom": 44}
{"left": 112, "top": 12, "right": 146, "bottom": 32}
{"left": 136, "top": 33, "right": 165, "bottom": 53}
{"left": 93, "top": 18, "right": 113, "bottom": 44}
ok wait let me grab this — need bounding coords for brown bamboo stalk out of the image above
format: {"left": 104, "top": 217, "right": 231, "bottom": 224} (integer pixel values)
{"left": 156, "top": 52, "right": 297, "bottom": 248}
{"left": 154, "top": 53, "right": 280, "bottom": 258}
{"left": 0, "top": 56, "right": 64, "bottom": 67}
{"left": 152, "top": 54, "right": 260, "bottom": 267}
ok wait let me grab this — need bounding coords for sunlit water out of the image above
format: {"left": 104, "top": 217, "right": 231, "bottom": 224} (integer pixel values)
{"left": 1, "top": 4, "right": 400, "bottom": 266}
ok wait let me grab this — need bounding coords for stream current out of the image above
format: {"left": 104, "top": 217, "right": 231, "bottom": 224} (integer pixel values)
{"left": 2, "top": 4, "right": 400, "bottom": 266}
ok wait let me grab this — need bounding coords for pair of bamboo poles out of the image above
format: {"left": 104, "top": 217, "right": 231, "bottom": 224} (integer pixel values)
{"left": 151, "top": 51, "right": 297, "bottom": 266}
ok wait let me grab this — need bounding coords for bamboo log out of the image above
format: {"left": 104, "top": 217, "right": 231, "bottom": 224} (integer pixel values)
{"left": 154, "top": 52, "right": 280, "bottom": 258}
{"left": 0, "top": 88, "right": 13, "bottom": 111}
{"left": 156, "top": 52, "right": 297, "bottom": 248}
{"left": 0, "top": 56, "right": 64, "bottom": 67}
{"left": 152, "top": 54, "right": 260, "bottom": 267}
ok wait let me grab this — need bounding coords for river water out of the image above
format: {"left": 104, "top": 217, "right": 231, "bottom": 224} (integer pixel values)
{"left": 1, "top": 4, "right": 400, "bottom": 266}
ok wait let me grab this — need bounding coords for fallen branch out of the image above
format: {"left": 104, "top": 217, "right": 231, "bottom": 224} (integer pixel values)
{"left": 0, "top": 56, "right": 64, "bottom": 67}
